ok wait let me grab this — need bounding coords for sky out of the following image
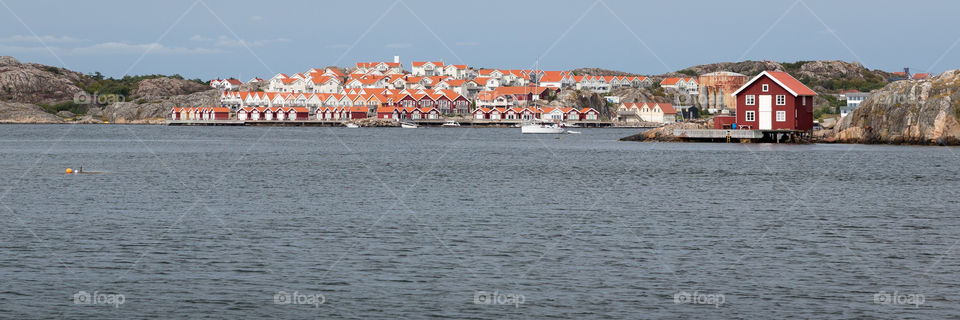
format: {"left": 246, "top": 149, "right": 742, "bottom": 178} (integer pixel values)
{"left": 1, "top": 0, "right": 958, "bottom": 80}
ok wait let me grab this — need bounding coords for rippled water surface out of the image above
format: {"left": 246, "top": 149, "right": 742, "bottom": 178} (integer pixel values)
{"left": 0, "top": 124, "right": 958, "bottom": 319}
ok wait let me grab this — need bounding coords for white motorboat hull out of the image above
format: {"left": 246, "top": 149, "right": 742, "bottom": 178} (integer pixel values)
{"left": 401, "top": 123, "right": 418, "bottom": 128}
{"left": 521, "top": 124, "right": 565, "bottom": 134}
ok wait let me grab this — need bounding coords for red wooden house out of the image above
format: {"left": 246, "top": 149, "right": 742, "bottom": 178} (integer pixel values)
{"left": 732, "top": 71, "right": 816, "bottom": 131}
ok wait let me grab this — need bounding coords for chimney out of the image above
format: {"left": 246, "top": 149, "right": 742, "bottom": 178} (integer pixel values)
{"left": 394, "top": 56, "right": 400, "bottom": 64}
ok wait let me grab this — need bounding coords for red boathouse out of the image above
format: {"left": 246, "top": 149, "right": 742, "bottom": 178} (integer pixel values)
{"left": 731, "top": 71, "right": 817, "bottom": 131}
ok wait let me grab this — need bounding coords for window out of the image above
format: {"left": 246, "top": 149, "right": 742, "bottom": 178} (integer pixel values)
{"left": 776, "top": 95, "right": 786, "bottom": 105}
{"left": 745, "top": 95, "right": 755, "bottom": 105}
{"left": 761, "top": 84, "right": 769, "bottom": 92}
{"left": 776, "top": 111, "right": 786, "bottom": 122}
{"left": 745, "top": 111, "right": 755, "bottom": 121}
{"left": 803, "top": 96, "right": 807, "bottom": 105}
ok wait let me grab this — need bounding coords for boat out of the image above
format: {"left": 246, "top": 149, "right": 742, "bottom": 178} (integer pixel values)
{"left": 521, "top": 121, "right": 565, "bottom": 134}
{"left": 567, "top": 130, "right": 581, "bottom": 134}
{"left": 561, "top": 122, "right": 580, "bottom": 128}
{"left": 345, "top": 123, "right": 360, "bottom": 128}
{"left": 400, "top": 121, "right": 419, "bottom": 129}
{"left": 441, "top": 120, "right": 461, "bottom": 127}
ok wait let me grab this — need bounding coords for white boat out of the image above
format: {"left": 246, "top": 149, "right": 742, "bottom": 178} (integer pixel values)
{"left": 561, "top": 122, "right": 580, "bottom": 128}
{"left": 521, "top": 121, "right": 565, "bottom": 134}
{"left": 345, "top": 123, "right": 360, "bottom": 128}
{"left": 441, "top": 120, "right": 461, "bottom": 127}
{"left": 400, "top": 121, "right": 419, "bottom": 129}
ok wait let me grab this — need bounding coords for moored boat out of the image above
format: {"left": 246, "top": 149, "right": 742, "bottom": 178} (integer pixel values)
{"left": 521, "top": 121, "right": 565, "bottom": 134}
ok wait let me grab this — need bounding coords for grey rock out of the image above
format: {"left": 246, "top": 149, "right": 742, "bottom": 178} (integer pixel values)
{"left": 0, "top": 56, "right": 86, "bottom": 103}
{"left": 132, "top": 77, "right": 209, "bottom": 99}
{"left": 831, "top": 69, "right": 960, "bottom": 144}
{"left": 0, "top": 102, "right": 63, "bottom": 123}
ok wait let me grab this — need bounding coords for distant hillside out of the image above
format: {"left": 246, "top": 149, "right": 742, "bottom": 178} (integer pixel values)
{"left": 570, "top": 68, "right": 642, "bottom": 77}
{"left": 0, "top": 56, "right": 213, "bottom": 123}
{"left": 675, "top": 60, "right": 892, "bottom": 93}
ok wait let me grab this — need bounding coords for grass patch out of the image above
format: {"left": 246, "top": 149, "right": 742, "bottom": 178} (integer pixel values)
{"left": 37, "top": 101, "right": 87, "bottom": 115}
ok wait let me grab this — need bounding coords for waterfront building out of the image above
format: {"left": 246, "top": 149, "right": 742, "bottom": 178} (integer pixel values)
{"left": 731, "top": 71, "right": 817, "bottom": 131}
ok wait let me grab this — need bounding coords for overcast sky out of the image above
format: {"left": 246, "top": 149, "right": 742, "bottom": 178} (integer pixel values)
{"left": 1, "top": 0, "right": 957, "bottom": 80}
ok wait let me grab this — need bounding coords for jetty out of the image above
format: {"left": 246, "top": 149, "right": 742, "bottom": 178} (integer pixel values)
{"left": 672, "top": 128, "right": 807, "bottom": 143}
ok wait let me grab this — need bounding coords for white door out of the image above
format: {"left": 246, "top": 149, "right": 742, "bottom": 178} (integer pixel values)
{"left": 758, "top": 95, "right": 772, "bottom": 130}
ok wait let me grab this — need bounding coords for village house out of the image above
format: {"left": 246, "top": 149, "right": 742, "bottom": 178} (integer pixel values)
{"left": 411, "top": 61, "right": 445, "bottom": 76}
{"left": 660, "top": 77, "right": 699, "bottom": 95}
{"left": 443, "top": 64, "right": 468, "bottom": 79}
{"left": 355, "top": 61, "right": 403, "bottom": 75}
{"left": 731, "top": 71, "right": 816, "bottom": 131}
{"left": 537, "top": 71, "right": 573, "bottom": 88}
{"left": 839, "top": 90, "right": 870, "bottom": 117}
{"left": 616, "top": 102, "right": 676, "bottom": 124}
{"left": 210, "top": 78, "right": 242, "bottom": 91}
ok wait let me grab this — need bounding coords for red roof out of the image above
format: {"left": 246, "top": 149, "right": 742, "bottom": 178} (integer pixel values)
{"left": 733, "top": 71, "right": 817, "bottom": 97}
{"left": 412, "top": 61, "right": 444, "bottom": 67}
{"left": 653, "top": 103, "right": 676, "bottom": 114}
{"left": 660, "top": 78, "right": 681, "bottom": 85}
{"left": 764, "top": 71, "right": 816, "bottom": 96}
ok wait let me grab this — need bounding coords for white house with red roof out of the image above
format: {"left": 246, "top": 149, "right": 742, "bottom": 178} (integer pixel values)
{"left": 355, "top": 61, "right": 403, "bottom": 74}
{"left": 412, "top": 61, "right": 444, "bottom": 76}
{"left": 443, "top": 64, "right": 468, "bottom": 79}
{"left": 210, "top": 78, "right": 242, "bottom": 91}
{"left": 617, "top": 102, "right": 677, "bottom": 124}
{"left": 537, "top": 71, "right": 573, "bottom": 88}
{"left": 660, "top": 77, "right": 698, "bottom": 94}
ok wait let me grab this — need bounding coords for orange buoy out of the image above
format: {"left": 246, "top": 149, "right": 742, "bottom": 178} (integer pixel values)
{"left": 66, "top": 168, "right": 73, "bottom": 174}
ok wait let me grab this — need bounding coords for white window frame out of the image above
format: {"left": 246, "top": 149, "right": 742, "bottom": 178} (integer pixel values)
{"left": 776, "top": 110, "right": 786, "bottom": 122}
{"left": 745, "top": 111, "right": 755, "bottom": 122}
{"left": 745, "top": 95, "right": 755, "bottom": 105}
{"left": 802, "top": 96, "right": 807, "bottom": 105}
{"left": 776, "top": 95, "right": 786, "bottom": 105}
{"left": 761, "top": 84, "right": 769, "bottom": 92}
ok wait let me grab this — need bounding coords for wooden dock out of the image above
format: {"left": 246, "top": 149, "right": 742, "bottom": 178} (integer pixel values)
{"left": 672, "top": 128, "right": 808, "bottom": 143}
